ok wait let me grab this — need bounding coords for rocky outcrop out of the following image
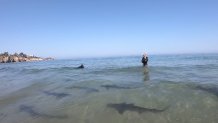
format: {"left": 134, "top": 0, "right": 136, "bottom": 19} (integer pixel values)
{"left": 0, "top": 52, "right": 54, "bottom": 63}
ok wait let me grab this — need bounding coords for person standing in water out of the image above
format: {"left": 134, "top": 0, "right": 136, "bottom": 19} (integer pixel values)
{"left": 141, "top": 53, "right": 148, "bottom": 66}
{"left": 141, "top": 53, "right": 149, "bottom": 81}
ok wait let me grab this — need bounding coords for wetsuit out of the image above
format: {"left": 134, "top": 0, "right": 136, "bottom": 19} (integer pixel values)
{"left": 141, "top": 56, "right": 148, "bottom": 66}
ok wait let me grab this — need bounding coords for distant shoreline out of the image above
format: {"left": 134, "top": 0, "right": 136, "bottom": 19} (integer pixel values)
{"left": 0, "top": 52, "right": 54, "bottom": 63}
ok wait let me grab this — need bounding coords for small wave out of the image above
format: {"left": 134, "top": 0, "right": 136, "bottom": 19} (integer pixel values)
{"left": 19, "top": 66, "right": 82, "bottom": 74}
{"left": 91, "top": 66, "right": 144, "bottom": 74}
{"left": 0, "top": 67, "right": 18, "bottom": 72}
{"left": 20, "top": 68, "right": 47, "bottom": 74}
{"left": 51, "top": 66, "right": 78, "bottom": 71}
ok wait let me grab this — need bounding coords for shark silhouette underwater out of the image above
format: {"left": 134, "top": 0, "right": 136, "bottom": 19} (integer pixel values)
{"left": 195, "top": 85, "right": 218, "bottom": 97}
{"left": 43, "top": 91, "right": 70, "bottom": 99}
{"left": 66, "top": 86, "right": 99, "bottom": 93}
{"left": 19, "top": 105, "right": 68, "bottom": 119}
{"left": 107, "top": 103, "right": 169, "bottom": 114}
{"left": 101, "top": 85, "right": 138, "bottom": 90}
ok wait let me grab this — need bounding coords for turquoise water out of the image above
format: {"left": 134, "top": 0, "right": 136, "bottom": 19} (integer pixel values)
{"left": 0, "top": 54, "right": 218, "bottom": 123}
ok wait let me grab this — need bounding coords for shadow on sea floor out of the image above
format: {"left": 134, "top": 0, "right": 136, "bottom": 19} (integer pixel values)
{"left": 19, "top": 105, "right": 68, "bottom": 119}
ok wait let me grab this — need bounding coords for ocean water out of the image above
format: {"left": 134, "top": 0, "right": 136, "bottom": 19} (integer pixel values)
{"left": 0, "top": 54, "right": 218, "bottom": 123}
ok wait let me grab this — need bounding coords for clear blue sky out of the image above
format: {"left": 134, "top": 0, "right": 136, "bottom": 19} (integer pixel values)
{"left": 0, "top": 0, "right": 218, "bottom": 58}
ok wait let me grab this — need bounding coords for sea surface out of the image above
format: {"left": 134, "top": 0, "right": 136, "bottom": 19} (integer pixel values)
{"left": 0, "top": 54, "right": 218, "bottom": 123}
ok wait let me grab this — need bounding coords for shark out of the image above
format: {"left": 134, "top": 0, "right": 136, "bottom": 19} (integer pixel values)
{"left": 66, "top": 86, "right": 99, "bottom": 93}
{"left": 19, "top": 105, "right": 68, "bottom": 119}
{"left": 195, "top": 85, "right": 218, "bottom": 97}
{"left": 43, "top": 91, "right": 70, "bottom": 99}
{"left": 101, "top": 85, "right": 137, "bottom": 90}
{"left": 107, "top": 103, "right": 169, "bottom": 114}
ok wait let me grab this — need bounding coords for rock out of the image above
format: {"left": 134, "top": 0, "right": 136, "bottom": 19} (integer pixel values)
{"left": 13, "top": 56, "right": 19, "bottom": 62}
{"left": 0, "top": 56, "right": 3, "bottom": 63}
{"left": 0, "top": 52, "right": 9, "bottom": 63}
{"left": 8, "top": 56, "right": 16, "bottom": 62}
{"left": 44, "top": 57, "right": 54, "bottom": 60}
{"left": 0, "top": 52, "right": 54, "bottom": 63}
{"left": 18, "top": 57, "right": 24, "bottom": 62}
{"left": 2, "top": 56, "right": 9, "bottom": 63}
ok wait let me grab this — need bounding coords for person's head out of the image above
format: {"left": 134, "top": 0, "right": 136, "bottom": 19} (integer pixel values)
{"left": 143, "top": 53, "right": 147, "bottom": 57}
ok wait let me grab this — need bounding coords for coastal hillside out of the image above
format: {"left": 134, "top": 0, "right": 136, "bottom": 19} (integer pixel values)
{"left": 0, "top": 52, "right": 53, "bottom": 63}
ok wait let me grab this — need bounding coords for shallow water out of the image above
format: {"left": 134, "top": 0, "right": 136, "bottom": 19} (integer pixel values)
{"left": 0, "top": 54, "right": 218, "bottom": 123}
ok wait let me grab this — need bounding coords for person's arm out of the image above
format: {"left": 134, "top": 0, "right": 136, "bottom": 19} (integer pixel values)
{"left": 141, "top": 57, "right": 145, "bottom": 63}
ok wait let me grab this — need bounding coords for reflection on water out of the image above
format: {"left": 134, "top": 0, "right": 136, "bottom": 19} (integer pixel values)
{"left": 143, "top": 66, "right": 150, "bottom": 82}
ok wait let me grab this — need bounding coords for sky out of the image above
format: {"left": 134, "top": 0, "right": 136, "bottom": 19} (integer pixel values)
{"left": 0, "top": 0, "right": 218, "bottom": 58}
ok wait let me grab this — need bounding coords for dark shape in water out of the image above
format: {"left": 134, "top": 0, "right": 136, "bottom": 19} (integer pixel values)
{"left": 101, "top": 85, "right": 137, "bottom": 90}
{"left": 107, "top": 103, "right": 169, "bottom": 114}
{"left": 66, "top": 86, "right": 99, "bottom": 93}
{"left": 195, "top": 85, "right": 218, "bottom": 97}
{"left": 19, "top": 105, "right": 68, "bottom": 119}
{"left": 0, "top": 113, "right": 7, "bottom": 120}
{"left": 43, "top": 91, "right": 70, "bottom": 99}
{"left": 76, "top": 64, "right": 84, "bottom": 69}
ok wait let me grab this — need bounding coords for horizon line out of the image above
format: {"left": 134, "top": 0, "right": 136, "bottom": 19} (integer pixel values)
{"left": 55, "top": 52, "right": 218, "bottom": 60}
